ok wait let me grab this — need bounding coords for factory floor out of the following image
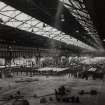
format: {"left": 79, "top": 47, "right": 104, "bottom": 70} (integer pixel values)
{"left": 0, "top": 75, "right": 105, "bottom": 105}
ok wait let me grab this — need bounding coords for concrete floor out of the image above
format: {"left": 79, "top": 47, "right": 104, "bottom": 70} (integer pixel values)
{"left": 0, "top": 76, "right": 105, "bottom": 105}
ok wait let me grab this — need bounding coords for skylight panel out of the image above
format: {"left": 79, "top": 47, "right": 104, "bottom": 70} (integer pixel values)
{"left": 71, "top": 0, "right": 81, "bottom": 9}
{"left": 15, "top": 13, "right": 30, "bottom": 21}
{"left": 6, "top": 21, "right": 23, "bottom": 27}
{"left": 0, "top": 2, "right": 7, "bottom": 9}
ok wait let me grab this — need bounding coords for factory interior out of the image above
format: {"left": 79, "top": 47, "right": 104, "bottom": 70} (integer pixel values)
{"left": 0, "top": 0, "right": 105, "bottom": 105}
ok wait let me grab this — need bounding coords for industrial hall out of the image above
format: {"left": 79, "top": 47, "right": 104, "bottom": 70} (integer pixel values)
{"left": 0, "top": 0, "right": 104, "bottom": 105}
